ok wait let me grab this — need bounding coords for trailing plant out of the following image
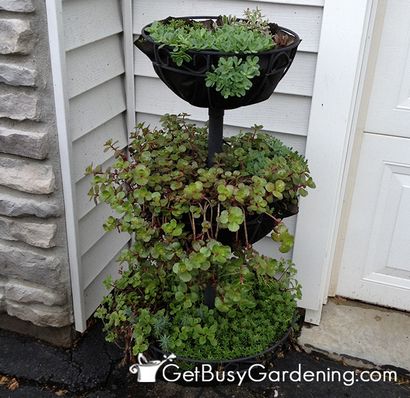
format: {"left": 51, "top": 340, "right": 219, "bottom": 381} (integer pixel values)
{"left": 87, "top": 114, "right": 314, "bottom": 251}
{"left": 145, "top": 8, "right": 294, "bottom": 98}
{"left": 87, "top": 114, "right": 314, "bottom": 361}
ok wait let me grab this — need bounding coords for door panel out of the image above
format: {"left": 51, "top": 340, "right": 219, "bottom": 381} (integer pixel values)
{"left": 337, "top": 0, "right": 410, "bottom": 311}
{"left": 337, "top": 133, "right": 410, "bottom": 310}
{"left": 366, "top": 0, "right": 410, "bottom": 138}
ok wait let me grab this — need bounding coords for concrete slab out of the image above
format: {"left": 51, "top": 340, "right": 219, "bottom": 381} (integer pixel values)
{"left": 298, "top": 299, "right": 410, "bottom": 373}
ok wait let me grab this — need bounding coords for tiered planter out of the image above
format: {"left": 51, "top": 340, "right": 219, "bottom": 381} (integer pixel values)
{"left": 134, "top": 15, "right": 302, "bottom": 368}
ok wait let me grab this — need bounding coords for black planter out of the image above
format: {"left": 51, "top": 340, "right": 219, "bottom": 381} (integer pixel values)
{"left": 218, "top": 212, "right": 277, "bottom": 246}
{"left": 185, "top": 201, "right": 299, "bottom": 248}
{"left": 148, "top": 323, "right": 293, "bottom": 386}
{"left": 135, "top": 16, "right": 301, "bottom": 110}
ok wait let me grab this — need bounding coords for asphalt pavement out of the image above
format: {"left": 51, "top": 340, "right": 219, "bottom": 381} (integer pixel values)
{"left": 0, "top": 322, "right": 408, "bottom": 397}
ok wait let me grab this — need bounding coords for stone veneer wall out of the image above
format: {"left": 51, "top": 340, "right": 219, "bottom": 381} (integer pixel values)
{"left": 0, "top": 0, "right": 73, "bottom": 333}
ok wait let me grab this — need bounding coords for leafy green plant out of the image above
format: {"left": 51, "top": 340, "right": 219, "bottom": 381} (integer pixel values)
{"left": 242, "top": 7, "right": 271, "bottom": 36}
{"left": 145, "top": 8, "right": 294, "bottom": 98}
{"left": 95, "top": 249, "right": 300, "bottom": 360}
{"left": 87, "top": 114, "right": 314, "bottom": 360}
{"left": 205, "top": 56, "right": 260, "bottom": 98}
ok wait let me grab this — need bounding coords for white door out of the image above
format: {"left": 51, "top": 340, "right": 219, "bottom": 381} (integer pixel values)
{"left": 337, "top": 0, "right": 410, "bottom": 311}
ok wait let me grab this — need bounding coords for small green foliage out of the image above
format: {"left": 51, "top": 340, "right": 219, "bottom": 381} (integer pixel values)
{"left": 183, "top": 181, "right": 203, "bottom": 200}
{"left": 242, "top": 7, "right": 271, "bottom": 36}
{"left": 144, "top": 9, "right": 293, "bottom": 98}
{"left": 146, "top": 15, "right": 274, "bottom": 63}
{"left": 206, "top": 56, "right": 260, "bottom": 99}
{"left": 218, "top": 206, "right": 245, "bottom": 232}
{"left": 96, "top": 253, "right": 300, "bottom": 359}
{"left": 88, "top": 114, "right": 313, "bottom": 359}
{"left": 162, "top": 219, "right": 184, "bottom": 237}
{"left": 272, "top": 223, "right": 295, "bottom": 253}
{"left": 133, "top": 164, "right": 150, "bottom": 185}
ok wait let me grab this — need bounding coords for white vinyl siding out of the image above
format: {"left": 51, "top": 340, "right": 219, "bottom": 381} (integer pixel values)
{"left": 133, "top": 0, "right": 323, "bottom": 258}
{"left": 62, "top": 0, "right": 130, "bottom": 321}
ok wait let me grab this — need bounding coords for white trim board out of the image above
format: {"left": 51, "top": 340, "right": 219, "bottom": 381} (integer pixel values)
{"left": 46, "top": 0, "right": 86, "bottom": 331}
{"left": 292, "top": 0, "right": 378, "bottom": 324}
{"left": 122, "top": 0, "right": 136, "bottom": 136}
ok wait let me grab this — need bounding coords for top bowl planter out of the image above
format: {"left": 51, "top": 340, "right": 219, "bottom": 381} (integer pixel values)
{"left": 135, "top": 16, "right": 301, "bottom": 110}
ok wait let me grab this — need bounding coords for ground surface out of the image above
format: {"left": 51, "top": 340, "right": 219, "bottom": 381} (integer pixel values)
{"left": 0, "top": 322, "right": 408, "bottom": 398}
{"left": 299, "top": 299, "right": 410, "bottom": 371}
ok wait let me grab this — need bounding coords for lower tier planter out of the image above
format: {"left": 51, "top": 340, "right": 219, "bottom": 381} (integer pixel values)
{"left": 146, "top": 322, "right": 294, "bottom": 386}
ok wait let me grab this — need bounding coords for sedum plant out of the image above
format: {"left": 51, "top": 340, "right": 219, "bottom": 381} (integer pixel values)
{"left": 87, "top": 114, "right": 314, "bottom": 360}
{"left": 145, "top": 8, "right": 294, "bottom": 98}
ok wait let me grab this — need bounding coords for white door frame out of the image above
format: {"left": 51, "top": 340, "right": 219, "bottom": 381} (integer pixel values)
{"left": 293, "top": 0, "right": 379, "bottom": 324}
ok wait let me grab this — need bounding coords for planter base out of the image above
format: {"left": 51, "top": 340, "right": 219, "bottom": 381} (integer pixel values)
{"left": 149, "top": 324, "right": 294, "bottom": 386}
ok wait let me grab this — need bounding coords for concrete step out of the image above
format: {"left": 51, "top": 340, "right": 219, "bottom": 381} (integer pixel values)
{"left": 298, "top": 298, "right": 410, "bottom": 374}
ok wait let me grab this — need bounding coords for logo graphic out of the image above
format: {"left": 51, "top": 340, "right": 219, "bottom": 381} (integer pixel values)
{"left": 129, "top": 353, "right": 176, "bottom": 382}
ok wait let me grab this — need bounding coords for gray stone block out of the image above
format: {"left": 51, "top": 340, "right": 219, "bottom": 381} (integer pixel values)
{"left": 0, "top": 91, "right": 39, "bottom": 121}
{"left": 0, "top": 126, "right": 48, "bottom": 159}
{"left": 0, "top": 0, "right": 35, "bottom": 13}
{"left": 0, "top": 280, "right": 4, "bottom": 312}
{"left": 0, "top": 190, "right": 61, "bottom": 218}
{"left": 0, "top": 62, "right": 37, "bottom": 86}
{"left": 0, "top": 313, "right": 75, "bottom": 347}
{"left": 0, "top": 156, "right": 55, "bottom": 194}
{"left": 0, "top": 19, "right": 34, "bottom": 55}
{"left": 5, "top": 300, "right": 72, "bottom": 328}
{"left": 0, "top": 241, "right": 62, "bottom": 287}
{"left": 5, "top": 280, "right": 66, "bottom": 306}
{"left": 0, "top": 215, "right": 57, "bottom": 248}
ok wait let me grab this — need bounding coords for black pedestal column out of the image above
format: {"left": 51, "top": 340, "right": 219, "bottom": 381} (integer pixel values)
{"left": 207, "top": 108, "right": 224, "bottom": 167}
